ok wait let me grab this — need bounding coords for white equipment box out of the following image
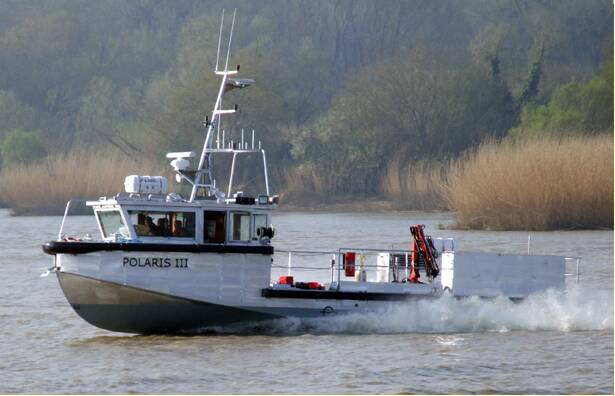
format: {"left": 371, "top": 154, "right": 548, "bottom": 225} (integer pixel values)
{"left": 440, "top": 251, "right": 566, "bottom": 298}
{"left": 124, "top": 175, "right": 168, "bottom": 195}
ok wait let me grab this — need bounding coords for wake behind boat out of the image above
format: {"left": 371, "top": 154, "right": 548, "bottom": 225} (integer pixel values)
{"left": 41, "top": 11, "right": 580, "bottom": 334}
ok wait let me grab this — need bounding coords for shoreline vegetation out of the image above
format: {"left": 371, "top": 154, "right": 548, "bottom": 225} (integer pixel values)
{"left": 445, "top": 135, "right": 613, "bottom": 230}
{"left": 0, "top": 2, "right": 611, "bottom": 232}
{"left": 0, "top": 150, "right": 171, "bottom": 216}
{"left": 0, "top": 135, "right": 611, "bottom": 231}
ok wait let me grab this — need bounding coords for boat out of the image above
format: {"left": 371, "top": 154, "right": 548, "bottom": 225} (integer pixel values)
{"left": 41, "top": 11, "right": 579, "bottom": 334}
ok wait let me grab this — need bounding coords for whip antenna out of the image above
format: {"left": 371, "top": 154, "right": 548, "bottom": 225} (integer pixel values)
{"left": 215, "top": 9, "right": 225, "bottom": 72}
{"left": 224, "top": 9, "right": 236, "bottom": 72}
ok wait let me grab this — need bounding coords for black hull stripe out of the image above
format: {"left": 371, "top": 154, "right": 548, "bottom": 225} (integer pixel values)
{"left": 43, "top": 241, "right": 273, "bottom": 255}
{"left": 261, "top": 287, "right": 435, "bottom": 301}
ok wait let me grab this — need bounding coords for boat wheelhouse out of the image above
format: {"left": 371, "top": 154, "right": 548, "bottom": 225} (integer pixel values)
{"left": 89, "top": 192, "right": 275, "bottom": 248}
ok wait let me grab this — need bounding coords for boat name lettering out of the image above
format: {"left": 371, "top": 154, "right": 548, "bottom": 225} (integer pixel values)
{"left": 122, "top": 257, "right": 189, "bottom": 269}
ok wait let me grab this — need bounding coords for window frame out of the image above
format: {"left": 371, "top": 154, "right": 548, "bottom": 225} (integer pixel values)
{"left": 127, "top": 209, "right": 197, "bottom": 241}
{"left": 94, "top": 207, "right": 131, "bottom": 241}
{"left": 252, "top": 213, "right": 268, "bottom": 240}
{"left": 230, "top": 211, "right": 252, "bottom": 242}
{"left": 203, "top": 210, "right": 227, "bottom": 244}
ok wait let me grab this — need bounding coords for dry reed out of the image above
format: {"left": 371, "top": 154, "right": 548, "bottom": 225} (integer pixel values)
{"left": 0, "top": 149, "right": 170, "bottom": 215}
{"left": 280, "top": 160, "right": 449, "bottom": 210}
{"left": 444, "top": 134, "right": 614, "bottom": 230}
{"left": 281, "top": 165, "right": 320, "bottom": 201}
{"left": 380, "top": 160, "right": 448, "bottom": 210}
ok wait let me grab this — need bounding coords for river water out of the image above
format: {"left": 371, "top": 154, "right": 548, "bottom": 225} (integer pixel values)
{"left": 0, "top": 208, "right": 612, "bottom": 394}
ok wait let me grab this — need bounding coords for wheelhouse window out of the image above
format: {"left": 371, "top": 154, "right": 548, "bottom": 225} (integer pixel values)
{"left": 129, "top": 211, "right": 195, "bottom": 238}
{"left": 232, "top": 212, "right": 250, "bottom": 241}
{"left": 97, "top": 210, "right": 128, "bottom": 238}
{"left": 204, "top": 211, "right": 226, "bottom": 243}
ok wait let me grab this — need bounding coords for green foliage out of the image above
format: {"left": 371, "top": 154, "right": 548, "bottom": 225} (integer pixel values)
{"left": 0, "top": 129, "right": 47, "bottom": 167}
{"left": 287, "top": 49, "right": 518, "bottom": 195}
{"left": 509, "top": 59, "right": 613, "bottom": 140}
{"left": 75, "top": 77, "right": 144, "bottom": 155}
{"left": 517, "top": 40, "right": 544, "bottom": 106}
{"left": 0, "top": 90, "right": 43, "bottom": 141}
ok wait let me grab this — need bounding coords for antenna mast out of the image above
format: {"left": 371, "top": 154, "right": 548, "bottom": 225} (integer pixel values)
{"left": 178, "top": 9, "right": 267, "bottom": 203}
{"left": 189, "top": 9, "right": 238, "bottom": 202}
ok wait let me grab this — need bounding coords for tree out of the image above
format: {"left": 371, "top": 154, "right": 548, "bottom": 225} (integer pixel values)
{"left": 75, "top": 77, "right": 144, "bottom": 155}
{"left": 0, "top": 90, "right": 42, "bottom": 141}
{"left": 508, "top": 59, "right": 614, "bottom": 140}
{"left": 0, "top": 129, "right": 47, "bottom": 167}
{"left": 286, "top": 46, "right": 519, "bottom": 195}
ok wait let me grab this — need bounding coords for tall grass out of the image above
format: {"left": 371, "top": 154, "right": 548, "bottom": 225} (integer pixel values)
{"left": 280, "top": 161, "right": 448, "bottom": 210}
{"left": 0, "top": 150, "right": 169, "bottom": 215}
{"left": 444, "top": 135, "right": 614, "bottom": 230}
{"left": 281, "top": 165, "right": 328, "bottom": 204}
{"left": 1, "top": 136, "right": 612, "bottom": 230}
{"left": 380, "top": 160, "right": 448, "bottom": 210}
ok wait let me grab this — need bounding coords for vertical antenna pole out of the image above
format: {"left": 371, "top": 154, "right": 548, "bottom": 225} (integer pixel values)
{"left": 218, "top": 95, "right": 223, "bottom": 139}
{"left": 228, "top": 152, "right": 238, "bottom": 197}
{"left": 215, "top": 9, "right": 225, "bottom": 72}
{"left": 261, "top": 149, "right": 270, "bottom": 195}
{"left": 224, "top": 9, "right": 236, "bottom": 72}
{"left": 251, "top": 129, "right": 255, "bottom": 149}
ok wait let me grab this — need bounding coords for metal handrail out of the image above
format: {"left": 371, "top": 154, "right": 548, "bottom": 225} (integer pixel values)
{"left": 564, "top": 256, "right": 582, "bottom": 283}
{"left": 273, "top": 246, "right": 431, "bottom": 290}
{"left": 275, "top": 249, "right": 339, "bottom": 255}
{"left": 57, "top": 199, "right": 86, "bottom": 240}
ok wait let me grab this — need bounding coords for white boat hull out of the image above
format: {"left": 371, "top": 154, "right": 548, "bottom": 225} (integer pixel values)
{"left": 54, "top": 250, "right": 439, "bottom": 333}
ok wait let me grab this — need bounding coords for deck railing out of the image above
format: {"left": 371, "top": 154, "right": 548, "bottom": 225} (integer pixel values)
{"left": 273, "top": 238, "right": 455, "bottom": 288}
{"left": 564, "top": 257, "right": 582, "bottom": 284}
{"left": 273, "top": 244, "right": 580, "bottom": 288}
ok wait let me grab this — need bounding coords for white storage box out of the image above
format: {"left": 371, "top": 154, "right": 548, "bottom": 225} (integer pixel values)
{"left": 124, "top": 175, "right": 168, "bottom": 195}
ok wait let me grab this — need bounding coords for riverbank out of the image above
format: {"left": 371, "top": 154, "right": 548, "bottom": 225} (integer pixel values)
{"left": 278, "top": 197, "right": 444, "bottom": 213}
{"left": 0, "top": 135, "right": 611, "bottom": 230}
